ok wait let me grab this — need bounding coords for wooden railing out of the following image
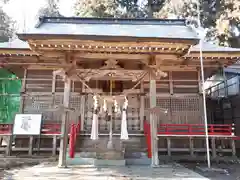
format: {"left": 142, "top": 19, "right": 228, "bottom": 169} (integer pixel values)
{"left": 143, "top": 121, "right": 235, "bottom": 158}
{"left": 158, "top": 124, "right": 233, "bottom": 136}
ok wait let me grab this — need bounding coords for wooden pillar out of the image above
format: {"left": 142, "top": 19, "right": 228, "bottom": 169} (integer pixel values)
{"left": 80, "top": 84, "right": 85, "bottom": 131}
{"left": 231, "top": 139, "right": 236, "bottom": 156}
{"left": 140, "top": 81, "right": 144, "bottom": 131}
{"left": 197, "top": 69, "right": 201, "bottom": 94}
{"left": 149, "top": 76, "right": 159, "bottom": 167}
{"left": 167, "top": 137, "right": 171, "bottom": 156}
{"left": 211, "top": 137, "right": 216, "bottom": 158}
{"left": 5, "top": 135, "right": 13, "bottom": 156}
{"left": 6, "top": 68, "right": 27, "bottom": 156}
{"left": 28, "top": 136, "right": 34, "bottom": 156}
{"left": 19, "top": 68, "right": 27, "bottom": 113}
{"left": 52, "top": 135, "right": 57, "bottom": 156}
{"left": 58, "top": 78, "right": 71, "bottom": 168}
{"left": 51, "top": 73, "right": 56, "bottom": 155}
{"left": 189, "top": 137, "right": 194, "bottom": 157}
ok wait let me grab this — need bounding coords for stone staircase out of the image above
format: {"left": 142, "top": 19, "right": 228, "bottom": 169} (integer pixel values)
{"left": 67, "top": 135, "right": 150, "bottom": 166}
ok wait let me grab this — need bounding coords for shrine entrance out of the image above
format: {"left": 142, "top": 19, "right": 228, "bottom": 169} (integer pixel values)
{"left": 8, "top": 17, "right": 237, "bottom": 168}
{"left": 83, "top": 80, "right": 141, "bottom": 133}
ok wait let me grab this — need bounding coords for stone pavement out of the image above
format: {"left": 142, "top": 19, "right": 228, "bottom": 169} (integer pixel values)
{"left": 3, "top": 163, "right": 209, "bottom": 180}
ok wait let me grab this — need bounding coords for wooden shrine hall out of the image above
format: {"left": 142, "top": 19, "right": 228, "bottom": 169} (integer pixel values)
{"left": 0, "top": 17, "right": 240, "bottom": 167}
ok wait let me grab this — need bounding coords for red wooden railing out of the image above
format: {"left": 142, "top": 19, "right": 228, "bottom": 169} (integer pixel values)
{"left": 0, "top": 124, "right": 12, "bottom": 134}
{"left": 158, "top": 124, "right": 233, "bottom": 136}
{"left": 143, "top": 121, "right": 235, "bottom": 158}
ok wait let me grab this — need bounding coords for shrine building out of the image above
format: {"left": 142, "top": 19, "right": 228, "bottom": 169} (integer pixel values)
{"left": 0, "top": 17, "right": 240, "bottom": 167}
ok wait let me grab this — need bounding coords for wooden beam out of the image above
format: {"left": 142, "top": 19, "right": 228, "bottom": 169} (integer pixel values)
{"left": 30, "top": 39, "right": 190, "bottom": 49}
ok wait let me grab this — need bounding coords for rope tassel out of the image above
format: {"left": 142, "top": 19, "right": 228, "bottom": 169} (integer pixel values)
{"left": 121, "top": 97, "right": 129, "bottom": 140}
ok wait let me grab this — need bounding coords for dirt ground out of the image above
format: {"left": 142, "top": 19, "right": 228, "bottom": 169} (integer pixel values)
{"left": 183, "top": 162, "right": 240, "bottom": 180}
{"left": 1, "top": 157, "right": 240, "bottom": 180}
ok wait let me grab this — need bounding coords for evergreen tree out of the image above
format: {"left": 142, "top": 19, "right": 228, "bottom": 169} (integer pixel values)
{"left": 38, "top": 0, "right": 62, "bottom": 17}
{"left": 74, "top": 0, "right": 148, "bottom": 18}
{"left": 75, "top": 0, "right": 122, "bottom": 18}
{"left": 74, "top": 0, "right": 239, "bottom": 47}
{"left": 155, "top": 0, "right": 240, "bottom": 47}
{"left": 0, "top": 7, "right": 14, "bottom": 42}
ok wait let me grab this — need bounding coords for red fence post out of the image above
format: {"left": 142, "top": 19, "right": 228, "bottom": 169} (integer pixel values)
{"left": 144, "top": 121, "right": 152, "bottom": 158}
{"left": 147, "top": 123, "right": 152, "bottom": 158}
{"left": 69, "top": 124, "right": 76, "bottom": 158}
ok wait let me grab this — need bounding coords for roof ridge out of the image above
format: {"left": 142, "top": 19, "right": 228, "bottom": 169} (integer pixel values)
{"left": 35, "top": 16, "right": 187, "bottom": 27}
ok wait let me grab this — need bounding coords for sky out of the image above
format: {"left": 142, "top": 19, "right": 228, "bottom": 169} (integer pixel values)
{"left": 2, "top": 0, "right": 75, "bottom": 32}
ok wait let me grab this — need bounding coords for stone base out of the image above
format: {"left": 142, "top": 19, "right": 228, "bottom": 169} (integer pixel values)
{"left": 94, "top": 159, "right": 126, "bottom": 166}
{"left": 66, "top": 156, "right": 126, "bottom": 166}
{"left": 96, "top": 150, "right": 124, "bottom": 160}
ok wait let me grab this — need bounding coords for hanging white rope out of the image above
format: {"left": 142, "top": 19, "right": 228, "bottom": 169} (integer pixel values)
{"left": 91, "top": 95, "right": 99, "bottom": 140}
{"left": 120, "top": 97, "right": 129, "bottom": 140}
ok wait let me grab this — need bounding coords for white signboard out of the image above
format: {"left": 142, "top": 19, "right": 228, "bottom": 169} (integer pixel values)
{"left": 13, "top": 114, "right": 42, "bottom": 135}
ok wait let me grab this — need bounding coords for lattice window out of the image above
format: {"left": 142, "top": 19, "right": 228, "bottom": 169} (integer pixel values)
{"left": 145, "top": 95, "right": 202, "bottom": 124}
{"left": 23, "top": 94, "right": 81, "bottom": 123}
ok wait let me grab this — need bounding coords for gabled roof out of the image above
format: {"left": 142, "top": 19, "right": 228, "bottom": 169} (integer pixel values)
{"left": 17, "top": 16, "right": 199, "bottom": 41}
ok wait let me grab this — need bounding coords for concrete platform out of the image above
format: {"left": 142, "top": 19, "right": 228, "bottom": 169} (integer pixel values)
{"left": 66, "top": 152, "right": 150, "bottom": 166}
{"left": 4, "top": 163, "right": 210, "bottom": 180}
{"left": 66, "top": 156, "right": 150, "bottom": 166}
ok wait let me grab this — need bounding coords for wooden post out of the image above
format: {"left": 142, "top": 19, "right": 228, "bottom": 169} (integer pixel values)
{"left": 5, "top": 135, "right": 13, "bottom": 156}
{"left": 58, "top": 78, "right": 71, "bottom": 168}
{"left": 211, "top": 137, "right": 216, "bottom": 158}
{"left": 222, "top": 66, "right": 228, "bottom": 97}
{"left": 231, "top": 139, "right": 236, "bottom": 156}
{"left": 189, "top": 137, "right": 194, "bottom": 157}
{"left": 28, "top": 136, "right": 34, "bottom": 156}
{"left": 169, "top": 71, "right": 173, "bottom": 95}
{"left": 167, "top": 137, "right": 171, "bottom": 156}
{"left": 80, "top": 84, "right": 85, "bottom": 131}
{"left": 51, "top": 73, "right": 57, "bottom": 156}
{"left": 19, "top": 68, "right": 27, "bottom": 113}
{"left": 149, "top": 74, "right": 159, "bottom": 167}
{"left": 6, "top": 68, "right": 28, "bottom": 156}
{"left": 197, "top": 69, "right": 201, "bottom": 93}
{"left": 52, "top": 135, "right": 57, "bottom": 156}
{"left": 140, "top": 81, "right": 144, "bottom": 131}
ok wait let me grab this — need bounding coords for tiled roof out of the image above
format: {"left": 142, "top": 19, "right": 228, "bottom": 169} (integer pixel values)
{"left": 18, "top": 17, "right": 199, "bottom": 40}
